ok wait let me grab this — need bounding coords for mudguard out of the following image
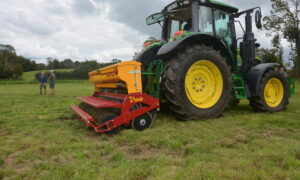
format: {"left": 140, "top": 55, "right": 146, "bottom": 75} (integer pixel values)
{"left": 245, "top": 63, "right": 279, "bottom": 97}
{"left": 157, "top": 34, "right": 230, "bottom": 59}
{"left": 133, "top": 45, "right": 162, "bottom": 67}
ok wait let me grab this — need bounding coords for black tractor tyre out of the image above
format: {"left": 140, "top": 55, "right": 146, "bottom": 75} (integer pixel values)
{"left": 162, "top": 44, "right": 232, "bottom": 120}
{"left": 131, "top": 112, "right": 153, "bottom": 131}
{"left": 249, "top": 70, "right": 290, "bottom": 112}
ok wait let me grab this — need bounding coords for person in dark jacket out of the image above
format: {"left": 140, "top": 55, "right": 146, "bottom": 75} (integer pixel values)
{"left": 38, "top": 71, "right": 47, "bottom": 95}
{"left": 48, "top": 70, "right": 56, "bottom": 95}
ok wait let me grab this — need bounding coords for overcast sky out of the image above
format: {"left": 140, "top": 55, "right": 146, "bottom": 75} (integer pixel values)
{"left": 0, "top": 0, "right": 287, "bottom": 63}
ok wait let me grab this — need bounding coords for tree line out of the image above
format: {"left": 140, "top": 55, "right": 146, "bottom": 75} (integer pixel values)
{"left": 35, "top": 59, "right": 121, "bottom": 80}
{"left": 0, "top": 44, "right": 38, "bottom": 79}
{"left": 0, "top": 44, "right": 121, "bottom": 80}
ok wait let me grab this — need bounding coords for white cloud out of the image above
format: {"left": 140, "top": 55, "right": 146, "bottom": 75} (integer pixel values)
{"left": 0, "top": 0, "right": 148, "bottom": 63}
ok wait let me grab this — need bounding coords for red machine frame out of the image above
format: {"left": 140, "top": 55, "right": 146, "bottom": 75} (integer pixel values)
{"left": 71, "top": 91, "right": 160, "bottom": 133}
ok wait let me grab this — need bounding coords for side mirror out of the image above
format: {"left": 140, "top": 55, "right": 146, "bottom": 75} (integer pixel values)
{"left": 255, "top": 10, "right": 262, "bottom": 29}
{"left": 255, "top": 43, "right": 260, "bottom": 48}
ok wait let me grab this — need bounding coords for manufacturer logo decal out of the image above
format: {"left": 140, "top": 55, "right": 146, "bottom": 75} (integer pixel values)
{"left": 129, "top": 96, "right": 143, "bottom": 103}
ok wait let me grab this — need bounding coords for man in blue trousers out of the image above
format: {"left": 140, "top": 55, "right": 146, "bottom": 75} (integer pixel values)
{"left": 38, "top": 71, "right": 47, "bottom": 95}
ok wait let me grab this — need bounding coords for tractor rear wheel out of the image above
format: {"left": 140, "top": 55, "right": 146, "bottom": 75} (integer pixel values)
{"left": 249, "top": 70, "right": 289, "bottom": 112}
{"left": 162, "top": 44, "right": 232, "bottom": 120}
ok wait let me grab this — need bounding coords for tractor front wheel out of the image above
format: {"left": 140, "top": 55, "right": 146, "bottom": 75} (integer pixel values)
{"left": 249, "top": 70, "right": 289, "bottom": 112}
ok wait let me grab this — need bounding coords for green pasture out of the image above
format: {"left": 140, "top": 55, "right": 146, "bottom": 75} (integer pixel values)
{"left": 0, "top": 82, "right": 299, "bottom": 179}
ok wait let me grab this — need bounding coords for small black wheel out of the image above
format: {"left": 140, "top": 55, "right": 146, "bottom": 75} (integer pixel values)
{"left": 131, "top": 112, "right": 153, "bottom": 131}
{"left": 96, "top": 113, "right": 120, "bottom": 136}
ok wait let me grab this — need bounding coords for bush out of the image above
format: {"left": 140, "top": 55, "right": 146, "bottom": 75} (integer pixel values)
{"left": 0, "top": 50, "right": 24, "bottom": 79}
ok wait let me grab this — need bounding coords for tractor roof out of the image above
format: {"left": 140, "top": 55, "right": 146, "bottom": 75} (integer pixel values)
{"left": 209, "top": 0, "right": 238, "bottom": 12}
{"left": 162, "top": 0, "right": 239, "bottom": 14}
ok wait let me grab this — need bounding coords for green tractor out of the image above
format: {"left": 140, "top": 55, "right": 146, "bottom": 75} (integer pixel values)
{"left": 134, "top": 0, "right": 292, "bottom": 120}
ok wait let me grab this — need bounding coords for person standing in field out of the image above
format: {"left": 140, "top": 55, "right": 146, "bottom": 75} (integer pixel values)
{"left": 38, "top": 71, "right": 47, "bottom": 95}
{"left": 49, "top": 70, "right": 56, "bottom": 95}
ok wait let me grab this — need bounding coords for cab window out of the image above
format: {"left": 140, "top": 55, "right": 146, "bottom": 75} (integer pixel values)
{"left": 214, "top": 10, "right": 233, "bottom": 47}
{"left": 198, "top": 6, "right": 213, "bottom": 34}
{"left": 167, "top": 7, "right": 192, "bottom": 38}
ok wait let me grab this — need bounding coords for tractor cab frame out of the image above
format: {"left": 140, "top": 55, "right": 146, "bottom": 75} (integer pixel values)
{"left": 147, "top": 0, "right": 239, "bottom": 70}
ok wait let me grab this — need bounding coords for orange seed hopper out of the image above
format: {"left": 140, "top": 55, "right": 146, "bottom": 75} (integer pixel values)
{"left": 88, "top": 61, "right": 143, "bottom": 94}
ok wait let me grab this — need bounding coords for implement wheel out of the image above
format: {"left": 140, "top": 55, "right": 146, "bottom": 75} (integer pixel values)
{"left": 131, "top": 112, "right": 153, "bottom": 131}
{"left": 162, "top": 44, "right": 232, "bottom": 120}
{"left": 249, "top": 70, "right": 289, "bottom": 112}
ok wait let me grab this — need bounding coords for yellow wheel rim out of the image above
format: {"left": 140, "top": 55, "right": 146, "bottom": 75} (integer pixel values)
{"left": 185, "top": 60, "right": 223, "bottom": 109}
{"left": 264, "top": 78, "right": 284, "bottom": 107}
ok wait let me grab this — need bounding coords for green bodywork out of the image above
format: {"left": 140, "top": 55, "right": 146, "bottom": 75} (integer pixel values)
{"left": 170, "top": 31, "right": 199, "bottom": 41}
{"left": 142, "top": 60, "right": 164, "bottom": 99}
{"left": 288, "top": 78, "right": 296, "bottom": 95}
{"left": 232, "top": 74, "right": 248, "bottom": 99}
{"left": 144, "top": 42, "right": 164, "bottom": 50}
{"left": 144, "top": 31, "right": 197, "bottom": 51}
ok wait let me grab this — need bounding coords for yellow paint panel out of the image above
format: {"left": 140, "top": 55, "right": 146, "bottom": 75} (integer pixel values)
{"left": 264, "top": 78, "right": 284, "bottom": 108}
{"left": 185, "top": 60, "right": 223, "bottom": 109}
{"left": 89, "top": 61, "right": 142, "bottom": 93}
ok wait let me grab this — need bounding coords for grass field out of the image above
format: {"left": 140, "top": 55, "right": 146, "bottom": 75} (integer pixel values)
{"left": 0, "top": 82, "right": 299, "bottom": 179}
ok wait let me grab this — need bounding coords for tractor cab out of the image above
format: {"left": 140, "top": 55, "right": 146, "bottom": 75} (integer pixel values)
{"left": 146, "top": 0, "right": 240, "bottom": 72}
{"left": 147, "top": 0, "right": 237, "bottom": 49}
